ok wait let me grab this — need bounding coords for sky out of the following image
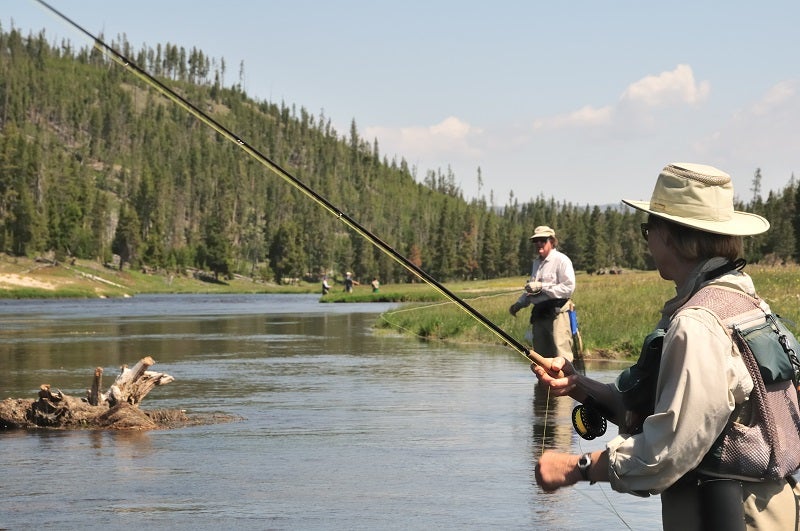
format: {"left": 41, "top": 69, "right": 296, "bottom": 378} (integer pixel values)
{"left": 4, "top": 0, "right": 800, "bottom": 207}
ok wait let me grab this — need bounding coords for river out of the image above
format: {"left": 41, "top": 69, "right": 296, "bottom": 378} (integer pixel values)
{"left": 0, "top": 294, "right": 661, "bottom": 530}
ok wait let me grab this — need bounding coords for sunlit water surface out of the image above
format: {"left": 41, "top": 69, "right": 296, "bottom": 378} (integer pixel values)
{"left": 0, "top": 294, "right": 661, "bottom": 530}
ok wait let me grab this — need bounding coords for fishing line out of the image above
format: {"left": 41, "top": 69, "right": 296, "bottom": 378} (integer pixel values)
{"left": 535, "top": 389, "right": 633, "bottom": 530}
{"left": 378, "top": 289, "right": 526, "bottom": 346}
{"left": 571, "top": 438, "right": 633, "bottom": 530}
{"left": 31, "top": 0, "right": 556, "bottom": 371}
{"left": 383, "top": 288, "right": 520, "bottom": 315}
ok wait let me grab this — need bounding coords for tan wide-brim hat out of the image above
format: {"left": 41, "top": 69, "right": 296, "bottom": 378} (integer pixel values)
{"left": 622, "top": 162, "right": 770, "bottom": 236}
{"left": 529, "top": 225, "right": 556, "bottom": 240}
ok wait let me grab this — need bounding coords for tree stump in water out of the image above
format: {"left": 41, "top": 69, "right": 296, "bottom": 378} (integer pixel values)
{"left": 88, "top": 356, "right": 174, "bottom": 407}
{"left": 0, "top": 356, "right": 180, "bottom": 430}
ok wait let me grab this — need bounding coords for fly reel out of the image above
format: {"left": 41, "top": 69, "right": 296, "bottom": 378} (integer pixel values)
{"left": 572, "top": 402, "right": 607, "bottom": 440}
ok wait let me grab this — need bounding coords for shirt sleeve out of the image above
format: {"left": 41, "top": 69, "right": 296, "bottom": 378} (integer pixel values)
{"left": 606, "top": 309, "right": 744, "bottom": 495}
{"left": 514, "top": 292, "right": 533, "bottom": 309}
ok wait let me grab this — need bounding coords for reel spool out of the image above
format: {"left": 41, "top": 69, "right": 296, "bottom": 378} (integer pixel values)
{"left": 572, "top": 403, "right": 607, "bottom": 440}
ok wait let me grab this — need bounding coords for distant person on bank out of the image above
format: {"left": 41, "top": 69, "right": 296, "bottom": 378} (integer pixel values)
{"left": 510, "top": 225, "right": 576, "bottom": 361}
{"left": 322, "top": 276, "right": 332, "bottom": 295}
{"left": 344, "top": 272, "right": 359, "bottom": 293}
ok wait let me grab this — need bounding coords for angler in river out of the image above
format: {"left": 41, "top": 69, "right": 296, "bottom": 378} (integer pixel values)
{"left": 532, "top": 162, "right": 800, "bottom": 530}
{"left": 509, "top": 225, "right": 576, "bottom": 361}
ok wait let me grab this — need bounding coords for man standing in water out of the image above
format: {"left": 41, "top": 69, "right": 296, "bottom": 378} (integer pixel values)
{"left": 321, "top": 276, "right": 332, "bottom": 295}
{"left": 509, "top": 226, "right": 576, "bottom": 360}
{"left": 344, "top": 272, "right": 358, "bottom": 293}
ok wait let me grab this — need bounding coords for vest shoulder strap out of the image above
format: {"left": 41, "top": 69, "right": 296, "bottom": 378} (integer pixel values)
{"left": 679, "top": 285, "right": 764, "bottom": 327}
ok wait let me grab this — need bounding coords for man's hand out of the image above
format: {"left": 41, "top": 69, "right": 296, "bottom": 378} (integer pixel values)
{"left": 509, "top": 302, "right": 524, "bottom": 316}
{"left": 530, "top": 356, "right": 579, "bottom": 397}
{"left": 525, "top": 280, "right": 542, "bottom": 294}
{"left": 535, "top": 451, "right": 582, "bottom": 492}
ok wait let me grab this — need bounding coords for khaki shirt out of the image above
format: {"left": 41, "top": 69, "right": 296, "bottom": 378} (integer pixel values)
{"left": 605, "top": 258, "right": 797, "bottom": 529}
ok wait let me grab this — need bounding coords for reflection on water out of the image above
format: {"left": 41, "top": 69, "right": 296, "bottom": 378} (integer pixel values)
{"left": 0, "top": 294, "right": 661, "bottom": 530}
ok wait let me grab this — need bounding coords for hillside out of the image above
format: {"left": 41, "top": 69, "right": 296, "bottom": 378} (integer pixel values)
{"left": 0, "top": 25, "right": 797, "bottom": 287}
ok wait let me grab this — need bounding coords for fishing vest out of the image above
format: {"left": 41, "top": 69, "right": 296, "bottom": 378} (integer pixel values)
{"left": 616, "top": 285, "right": 800, "bottom": 481}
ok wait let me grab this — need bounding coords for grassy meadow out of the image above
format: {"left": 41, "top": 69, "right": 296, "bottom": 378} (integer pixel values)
{"left": 369, "top": 265, "right": 800, "bottom": 359}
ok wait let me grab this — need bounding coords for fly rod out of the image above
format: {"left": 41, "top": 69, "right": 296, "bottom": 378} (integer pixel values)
{"left": 34, "top": 0, "right": 555, "bottom": 371}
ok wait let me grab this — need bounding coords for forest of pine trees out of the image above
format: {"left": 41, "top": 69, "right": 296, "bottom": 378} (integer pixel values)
{"left": 1, "top": 25, "right": 798, "bottom": 285}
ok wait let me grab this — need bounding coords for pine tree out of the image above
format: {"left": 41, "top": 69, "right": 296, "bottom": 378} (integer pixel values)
{"left": 111, "top": 205, "right": 141, "bottom": 270}
{"left": 269, "top": 221, "right": 306, "bottom": 283}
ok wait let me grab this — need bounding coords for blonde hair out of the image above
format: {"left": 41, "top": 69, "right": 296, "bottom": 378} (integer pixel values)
{"left": 649, "top": 215, "right": 742, "bottom": 262}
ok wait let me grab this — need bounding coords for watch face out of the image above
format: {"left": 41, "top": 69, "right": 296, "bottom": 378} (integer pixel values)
{"left": 578, "top": 454, "right": 591, "bottom": 481}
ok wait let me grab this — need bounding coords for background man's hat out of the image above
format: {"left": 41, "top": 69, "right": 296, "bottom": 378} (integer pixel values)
{"left": 622, "top": 162, "right": 769, "bottom": 236}
{"left": 529, "top": 225, "right": 555, "bottom": 240}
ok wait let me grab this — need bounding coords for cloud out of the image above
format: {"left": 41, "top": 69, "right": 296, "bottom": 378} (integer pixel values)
{"left": 365, "top": 116, "right": 484, "bottom": 163}
{"left": 532, "top": 64, "right": 710, "bottom": 131}
{"left": 429, "top": 116, "right": 477, "bottom": 138}
{"left": 748, "top": 79, "right": 797, "bottom": 116}
{"left": 532, "top": 105, "right": 612, "bottom": 129}
{"left": 694, "top": 79, "right": 800, "bottom": 172}
{"left": 620, "top": 64, "right": 710, "bottom": 107}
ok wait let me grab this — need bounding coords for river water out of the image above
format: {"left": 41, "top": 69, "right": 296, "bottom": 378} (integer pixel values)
{"left": 0, "top": 294, "right": 661, "bottom": 530}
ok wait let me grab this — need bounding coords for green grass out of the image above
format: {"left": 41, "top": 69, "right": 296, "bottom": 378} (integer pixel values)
{"left": 0, "top": 286, "right": 103, "bottom": 299}
{"left": 373, "top": 272, "right": 667, "bottom": 356}
{"left": 375, "top": 267, "right": 800, "bottom": 359}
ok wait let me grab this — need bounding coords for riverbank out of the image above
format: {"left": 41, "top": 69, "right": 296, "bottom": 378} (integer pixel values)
{"left": 0, "top": 253, "right": 313, "bottom": 298}
{"left": 0, "top": 253, "right": 519, "bottom": 302}
{"left": 3, "top": 253, "right": 798, "bottom": 361}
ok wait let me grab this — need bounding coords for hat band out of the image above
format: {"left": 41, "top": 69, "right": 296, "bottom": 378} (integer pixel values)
{"left": 649, "top": 201, "right": 733, "bottom": 222}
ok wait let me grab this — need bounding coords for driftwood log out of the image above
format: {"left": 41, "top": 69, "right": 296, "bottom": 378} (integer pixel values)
{"left": 0, "top": 356, "right": 183, "bottom": 430}
{"left": 88, "top": 356, "right": 173, "bottom": 407}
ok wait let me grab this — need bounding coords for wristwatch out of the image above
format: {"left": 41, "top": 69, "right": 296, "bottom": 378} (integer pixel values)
{"left": 578, "top": 453, "right": 592, "bottom": 482}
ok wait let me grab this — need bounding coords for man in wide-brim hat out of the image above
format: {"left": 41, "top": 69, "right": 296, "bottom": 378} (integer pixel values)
{"left": 532, "top": 162, "right": 800, "bottom": 530}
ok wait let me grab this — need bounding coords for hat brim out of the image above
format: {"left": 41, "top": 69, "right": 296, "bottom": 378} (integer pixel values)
{"left": 622, "top": 199, "right": 770, "bottom": 236}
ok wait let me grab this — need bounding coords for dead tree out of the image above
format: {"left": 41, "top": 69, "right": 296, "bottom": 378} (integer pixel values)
{"left": 87, "top": 356, "right": 174, "bottom": 407}
{"left": 1, "top": 357, "right": 178, "bottom": 430}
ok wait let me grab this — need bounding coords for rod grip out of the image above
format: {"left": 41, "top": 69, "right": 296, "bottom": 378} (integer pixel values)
{"left": 526, "top": 350, "right": 566, "bottom": 378}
